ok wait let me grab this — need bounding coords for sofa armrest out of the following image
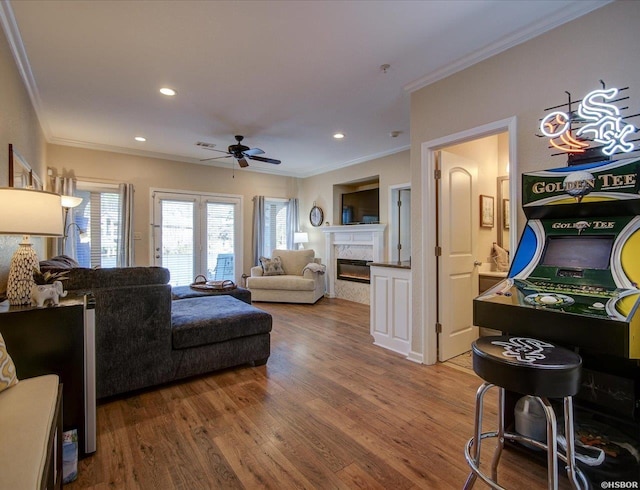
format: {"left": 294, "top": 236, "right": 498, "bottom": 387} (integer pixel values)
{"left": 250, "top": 265, "right": 264, "bottom": 277}
{"left": 302, "top": 263, "right": 326, "bottom": 279}
{"left": 90, "top": 283, "right": 173, "bottom": 398}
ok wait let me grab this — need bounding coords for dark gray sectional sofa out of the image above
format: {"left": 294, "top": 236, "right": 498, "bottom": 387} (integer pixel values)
{"left": 45, "top": 264, "right": 272, "bottom": 399}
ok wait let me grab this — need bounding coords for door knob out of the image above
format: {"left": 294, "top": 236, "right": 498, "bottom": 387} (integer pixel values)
{"left": 473, "top": 261, "right": 482, "bottom": 266}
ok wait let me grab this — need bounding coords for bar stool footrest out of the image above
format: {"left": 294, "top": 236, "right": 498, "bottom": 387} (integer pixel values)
{"left": 464, "top": 431, "right": 589, "bottom": 489}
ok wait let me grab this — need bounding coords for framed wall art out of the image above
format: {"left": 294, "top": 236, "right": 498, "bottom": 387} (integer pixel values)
{"left": 480, "top": 194, "right": 494, "bottom": 228}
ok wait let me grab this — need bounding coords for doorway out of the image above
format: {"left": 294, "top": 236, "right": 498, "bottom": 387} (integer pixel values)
{"left": 420, "top": 118, "right": 518, "bottom": 365}
{"left": 151, "top": 190, "right": 243, "bottom": 286}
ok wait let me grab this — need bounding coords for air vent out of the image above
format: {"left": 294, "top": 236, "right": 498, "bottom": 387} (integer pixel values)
{"left": 196, "top": 141, "right": 216, "bottom": 149}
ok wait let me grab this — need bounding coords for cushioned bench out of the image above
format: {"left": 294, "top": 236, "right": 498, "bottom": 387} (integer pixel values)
{"left": 0, "top": 374, "right": 62, "bottom": 490}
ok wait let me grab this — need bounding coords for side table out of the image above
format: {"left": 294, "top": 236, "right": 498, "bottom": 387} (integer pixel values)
{"left": 0, "top": 296, "right": 96, "bottom": 458}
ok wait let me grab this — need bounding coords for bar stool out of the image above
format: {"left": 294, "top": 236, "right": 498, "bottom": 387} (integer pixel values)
{"left": 463, "top": 335, "right": 588, "bottom": 490}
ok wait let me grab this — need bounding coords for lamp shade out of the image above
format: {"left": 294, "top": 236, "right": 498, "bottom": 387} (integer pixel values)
{"left": 61, "top": 194, "right": 83, "bottom": 209}
{"left": 0, "top": 188, "right": 63, "bottom": 237}
{"left": 294, "top": 232, "right": 309, "bottom": 244}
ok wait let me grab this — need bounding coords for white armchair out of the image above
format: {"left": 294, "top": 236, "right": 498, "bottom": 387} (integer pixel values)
{"left": 247, "top": 249, "right": 326, "bottom": 304}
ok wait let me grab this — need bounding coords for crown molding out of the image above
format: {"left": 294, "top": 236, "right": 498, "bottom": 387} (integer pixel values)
{"left": 297, "top": 144, "right": 410, "bottom": 179}
{"left": 49, "top": 136, "right": 302, "bottom": 178}
{"left": 404, "top": 0, "right": 611, "bottom": 93}
{"left": 0, "top": 0, "right": 51, "bottom": 138}
{"left": 50, "top": 135, "right": 410, "bottom": 179}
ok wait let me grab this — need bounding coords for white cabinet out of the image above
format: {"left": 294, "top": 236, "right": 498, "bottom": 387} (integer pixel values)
{"left": 370, "top": 264, "right": 411, "bottom": 355}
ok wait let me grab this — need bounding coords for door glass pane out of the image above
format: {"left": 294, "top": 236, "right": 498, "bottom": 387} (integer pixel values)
{"left": 161, "top": 200, "right": 194, "bottom": 286}
{"left": 206, "top": 202, "right": 235, "bottom": 280}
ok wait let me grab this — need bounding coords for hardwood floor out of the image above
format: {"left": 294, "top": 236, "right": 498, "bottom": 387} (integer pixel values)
{"left": 68, "top": 298, "right": 570, "bottom": 489}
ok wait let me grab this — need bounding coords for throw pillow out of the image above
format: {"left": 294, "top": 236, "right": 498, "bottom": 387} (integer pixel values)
{"left": 260, "top": 256, "right": 286, "bottom": 276}
{"left": 0, "top": 332, "right": 19, "bottom": 393}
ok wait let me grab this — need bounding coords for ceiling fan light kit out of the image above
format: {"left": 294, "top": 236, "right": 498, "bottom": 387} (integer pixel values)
{"left": 200, "top": 135, "right": 281, "bottom": 168}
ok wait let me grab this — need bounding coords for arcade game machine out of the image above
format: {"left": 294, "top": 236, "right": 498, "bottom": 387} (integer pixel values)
{"left": 474, "top": 157, "right": 640, "bottom": 484}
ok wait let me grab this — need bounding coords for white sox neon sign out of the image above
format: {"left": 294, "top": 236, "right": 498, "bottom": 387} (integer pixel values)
{"left": 540, "top": 86, "right": 636, "bottom": 156}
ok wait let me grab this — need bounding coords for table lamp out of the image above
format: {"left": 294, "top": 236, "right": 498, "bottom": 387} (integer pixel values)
{"left": 0, "top": 188, "right": 63, "bottom": 305}
{"left": 294, "top": 232, "right": 309, "bottom": 250}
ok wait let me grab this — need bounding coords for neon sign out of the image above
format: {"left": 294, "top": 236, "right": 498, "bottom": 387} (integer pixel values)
{"left": 539, "top": 86, "right": 637, "bottom": 157}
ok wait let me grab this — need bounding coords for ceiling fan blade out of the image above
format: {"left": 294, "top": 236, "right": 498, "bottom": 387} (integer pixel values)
{"left": 243, "top": 148, "right": 265, "bottom": 156}
{"left": 200, "top": 154, "right": 232, "bottom": 162}
{"left": 203, "top": 147, "right": 232, "bottom": 154}
{"left": 237, "top": 157, "right": 249, "bottom": 168}
{"left": 248, "top": 155, "right": 281, "bottom": 165}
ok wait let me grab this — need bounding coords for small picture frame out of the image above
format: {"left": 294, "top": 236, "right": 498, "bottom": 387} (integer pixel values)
{"left": 480, "top": 195, "right": 494, "bottom": 228}
{"left": 503, "top": 199, "right": 510, "bottom": 230}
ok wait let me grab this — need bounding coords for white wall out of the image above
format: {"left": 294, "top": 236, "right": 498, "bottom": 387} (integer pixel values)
{"left": 47, "top": 144, "right": 298, "bottom": 277}
{"left": 0, "top": 25, "right": 47, "bottom": 292}
{"left": 410, "top": 2, "right": 640, "bottom": 362}
{"left": 298, "top": 150, "right": 410, "bottom": 262}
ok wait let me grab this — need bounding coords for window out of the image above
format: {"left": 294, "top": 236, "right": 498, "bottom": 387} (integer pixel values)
{"left": 71, "top": 182, "right": 122, "bottom": 268}
{"left": 263, "top": 198, "right": 288, "bottom": 256}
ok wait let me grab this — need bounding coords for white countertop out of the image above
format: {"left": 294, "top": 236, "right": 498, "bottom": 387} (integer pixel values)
{"left": 479, "top": 270, "right": 508, "bottom": 278}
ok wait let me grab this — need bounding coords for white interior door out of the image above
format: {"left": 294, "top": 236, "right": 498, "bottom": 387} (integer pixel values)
{"left": 438, "top": 150, "right": 479, "bottom": 361}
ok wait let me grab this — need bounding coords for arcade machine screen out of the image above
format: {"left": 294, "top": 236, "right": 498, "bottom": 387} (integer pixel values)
{"left": 540, "top": 236, "right": 614, "bottom": 271}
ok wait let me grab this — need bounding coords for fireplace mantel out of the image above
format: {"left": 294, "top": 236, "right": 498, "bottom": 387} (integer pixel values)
{"left": 322, "top": 224, "right": 386, "bottom": 298}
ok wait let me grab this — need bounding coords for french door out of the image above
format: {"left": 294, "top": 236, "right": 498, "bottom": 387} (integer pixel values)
{"left": 152, "top": 191, "right": 242, "bottom": 286}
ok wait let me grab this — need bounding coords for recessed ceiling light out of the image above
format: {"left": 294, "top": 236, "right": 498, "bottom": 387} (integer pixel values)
{"left": 135, "top": 136, "right": 146, "bottom": 142}
{"left": 159, "top": 87, "right": 176, "bottom": 96}
{"left": 333, "top": 132, "right": 345, "bottom": 139}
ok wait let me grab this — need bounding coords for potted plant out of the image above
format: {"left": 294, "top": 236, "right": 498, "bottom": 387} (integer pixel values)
{"left": 31, "top": 269, "right": 69, "bottom": 307}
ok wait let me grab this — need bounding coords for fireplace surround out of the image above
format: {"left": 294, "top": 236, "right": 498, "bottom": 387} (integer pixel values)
{"left": 322, "top": 224, "right": 386, "bottom": 299}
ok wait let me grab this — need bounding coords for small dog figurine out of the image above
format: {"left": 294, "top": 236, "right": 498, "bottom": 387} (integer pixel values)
{"left": 31, "top": 280, "right": 68, "bottom": 307}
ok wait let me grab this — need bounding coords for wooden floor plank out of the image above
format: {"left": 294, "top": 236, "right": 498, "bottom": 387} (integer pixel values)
{"left": 67, "top": 297, "right": 574, "bottom": 489}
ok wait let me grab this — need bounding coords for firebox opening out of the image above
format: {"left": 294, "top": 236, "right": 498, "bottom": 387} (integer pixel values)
{"left": 337, "top": 259, "right": 370, "bottom": 284}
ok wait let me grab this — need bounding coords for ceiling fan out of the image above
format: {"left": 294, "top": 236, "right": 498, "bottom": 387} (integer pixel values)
{"left": 200, "top": 135, "right": 281, "bottom": 168}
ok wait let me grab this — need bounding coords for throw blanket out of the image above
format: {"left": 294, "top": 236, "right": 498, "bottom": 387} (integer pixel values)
{"left": 302, "top": 263, "right": 326, "bottom": 274}
{"left": 491, "top": 242, "right": 509, "bottom": 272}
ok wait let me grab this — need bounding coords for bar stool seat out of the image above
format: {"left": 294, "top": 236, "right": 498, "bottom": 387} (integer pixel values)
{"left": 464, "top": 335, "right": 588, "bottom": 490}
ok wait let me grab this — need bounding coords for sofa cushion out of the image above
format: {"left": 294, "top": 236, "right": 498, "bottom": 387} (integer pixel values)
{"left": 247, "top": 275, "right": 316, "bottom": 291}
{"left": 0, "top": 374, "right": 58, "bottom": 490}
{"left": 259, "top": 256, "right": 285, "bottom": 276}
{"left": 39, "top": 254, "right": 80, "bottom": 271}
{"left": 171, "top": 296, "right": 272, "bottom": 350}
{"left": 274, "top": 249, "right": 315, "bottom": 276}
{"left": 0, "top": 333, "right": 18, "bottom": 393}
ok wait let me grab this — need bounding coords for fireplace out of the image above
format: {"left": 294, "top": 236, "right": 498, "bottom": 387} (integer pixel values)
{"left": 337, "top": 259, "right": 370, "bottom": 284}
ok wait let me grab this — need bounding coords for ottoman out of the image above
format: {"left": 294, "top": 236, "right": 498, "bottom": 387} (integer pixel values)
{"left": 170, "top": 295, "right": 272, "bottom": 379}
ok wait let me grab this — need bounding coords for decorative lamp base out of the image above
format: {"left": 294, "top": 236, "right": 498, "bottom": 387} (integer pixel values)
{"left": 7, "top": 242, "right": 39, "bottom": 306}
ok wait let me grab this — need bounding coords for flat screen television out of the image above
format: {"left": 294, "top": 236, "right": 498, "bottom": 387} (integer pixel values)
{"left": 341, "top": 188, "right": 379, "bottom": 225}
